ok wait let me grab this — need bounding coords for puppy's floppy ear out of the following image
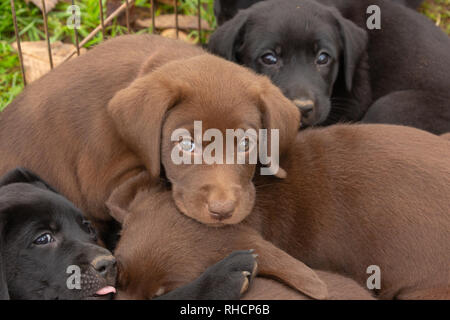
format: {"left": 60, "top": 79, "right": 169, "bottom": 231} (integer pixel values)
{"left": 0, "top": 188, "right": 10, "bottom": 299}
{"left": 208, "top": 10, "right": 248, "bottom": 62}
{"left": 106, "top": 172, "right": 152, "bottom": 224}
{"left": 334, "top": 10, "right": 368, "bottom": 92}
{"left": 213, "top": 0, "right": 222, "bottom": 22}
{"left": 0, "top": 167, "right": 57, "bottom": 193}
{"left": 0, "top": 242, "right": 9, "bottom": 300}
{"left": 107, "top": 71, "right": 187, "bottom": 181}
{"left": 256, "top": 77, "right": 301, "bottom": 178}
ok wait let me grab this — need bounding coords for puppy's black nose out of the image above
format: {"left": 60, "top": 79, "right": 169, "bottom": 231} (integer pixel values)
{"left": 293, "top": 98, "right": 316, "bottom": 126}
{"left": 299, "top": 105, "right": 313, "bottom": 116}
{"left": 91, "top": 255, "right": 116, "bottom": 277}
{"left": 293, "top": 99, "right": 314, "bottom": 117}
{"left": 208, "top": 200, "right": 235, "bottom": 221}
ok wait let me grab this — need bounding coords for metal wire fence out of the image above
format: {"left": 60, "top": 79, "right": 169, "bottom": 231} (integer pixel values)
{"left": 9, "top": 0, "right": 205, "bottom": 86}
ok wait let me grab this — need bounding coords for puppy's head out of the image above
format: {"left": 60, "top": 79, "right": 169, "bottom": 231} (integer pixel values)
{"left": 0, "top": 168, "right": 117, "bottom": 300}
{"left": 209, "top": 0, "right": 368, "bottom": 127}
{"left": 108, "top": 54, "right": 299, "bottom": 225}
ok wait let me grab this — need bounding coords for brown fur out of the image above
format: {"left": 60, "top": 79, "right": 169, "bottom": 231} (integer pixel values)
{"left": 441, "top": 133, "right": 450, "bottom": 141}
{"left": 244, "top": 274, "right": 374, "bottom": 300}
{"left": 0, "top": 35, "right": 299, "bottom": 242}
{"left": 110, "top": 124, "right": 449, "bottom": 300}
{"left": 108, "top": 173, "right": 372, "bottom": 300}
{"left": 247, "top": 124, "right": 450, "bottom": 299}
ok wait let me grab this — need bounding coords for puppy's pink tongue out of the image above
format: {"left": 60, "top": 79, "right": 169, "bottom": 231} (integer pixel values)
{"left": 96, "top": 286, "right": 116, "bottom": 296}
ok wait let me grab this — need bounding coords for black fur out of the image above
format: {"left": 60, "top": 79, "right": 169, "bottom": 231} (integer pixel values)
{"left": 209, "top": 0, "right": 450, "bottom": 134}
{"left": 209, "top": 0, "right": 372, "bottom": 127}
{"left": 156, "top": 250, "right": 257, "bottom": 300}
{"left": 0, "top": 168, "right": 117, "bottom": 300}
{"left": 323, "top": 0, "right": 450, "bottom": 134}
{"left": 213, "top": 0, "right": 424, "bottom": 26}
{"left": 0, "top": 168, "right": 256, "bottom": 300}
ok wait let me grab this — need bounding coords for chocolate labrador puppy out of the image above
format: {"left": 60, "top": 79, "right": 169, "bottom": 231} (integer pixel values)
{"left": 242, "top": 276, "right": 374, "bottom": 300}
{"left": 247, "top": 124, "right": 450, "bottom": 299}
{"left": 209, "top": 0, "right": 450, "bottom": 134}
{"left": 106, "top": 173, "right": 373, "bottom": 300}
{"left": 0, "top": 35, "right": 299, "bottom": 247}
{"left": 108, "top": 124, "right": 450, "bottom": 300}
{"left": 0, "top": 168, "right": 260, "bottom": 300}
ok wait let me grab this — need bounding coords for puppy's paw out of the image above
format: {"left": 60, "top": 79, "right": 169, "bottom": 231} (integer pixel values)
{"left": 198, "top": 250, "right": 258, "bottom": 300}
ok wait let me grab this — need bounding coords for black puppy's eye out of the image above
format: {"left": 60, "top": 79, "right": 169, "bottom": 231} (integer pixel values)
{"left": 33, "top": 233, "right": 54, "bottom": 245}
{"left": 316, "top": 52, "right": 330, "bottom": 65}
{"left": 83, "top": 220, "right": 97, "bottom": 236}
{"left": 260, "top": 52, "right": 278, "bottom": 65}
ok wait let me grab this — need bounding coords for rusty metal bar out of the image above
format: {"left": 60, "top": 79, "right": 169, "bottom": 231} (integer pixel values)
{"left": 99, "top": 0, "right": 106, "bottom": 39}
{"left": 150, "top": 0, "right": 155, "bottom": 34}
{"left": 72, "top": 0, "right": 80, "bottom": 56}
{"left": 174, "top": 0, "right": 179, "bottom": 39}
{"left": 41, "top": 0, "right": 54, "bottom": 69}
{"left": 63, "top": 1, "right": 134, "bottom": 62}
{"left": 125, "top": 0, "right": 130, "bottom": 33}
{"left": 10, "top": 0, "right": 27, "bottom": 86}
{"left": 197, "top": 0, "right": 202, "bottom": 43}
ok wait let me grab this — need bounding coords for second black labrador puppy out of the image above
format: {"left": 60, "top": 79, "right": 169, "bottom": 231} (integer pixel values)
{"left": 214, "top": 0, "right": 424, "bottom": 26}
{"left": 209, "top": 0, "right": 450, "bottom": 134}
{"left": 0, "top": 168, "right": 256, "bottom": 300}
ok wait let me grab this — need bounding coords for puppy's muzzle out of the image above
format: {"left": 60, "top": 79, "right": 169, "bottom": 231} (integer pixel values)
{"left": 91, "top": 255, "right": 117, "bottom": 278}
{"left": 293, "top": 98, "right": 315, "bottom": 126}
{"left": 208, "top": 199, "right": 236, "bottom": 221}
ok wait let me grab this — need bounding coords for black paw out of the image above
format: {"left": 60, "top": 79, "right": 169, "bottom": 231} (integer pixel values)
{"left": 197, "top": 250, "right": 258, "bottom": 300}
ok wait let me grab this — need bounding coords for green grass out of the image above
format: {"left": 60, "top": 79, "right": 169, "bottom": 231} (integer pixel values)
{"left": 420, "top": 0, "right": 450, "bottom": 35}
{"left": 0, "top": 0, "right": 215, "bottom": 110}
{"left": 0, "top": 41, "right": 22, "bottom": 110}
{"left": 0, "top": 0, "right": 448, "bottom": 111}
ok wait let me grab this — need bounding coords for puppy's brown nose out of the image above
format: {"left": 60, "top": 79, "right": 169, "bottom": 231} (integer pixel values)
{"left": 208, "top": 200, "right": 236, "bottom": 221}
{"left": 91, "top": 255, "right": 116, "bottom": 277}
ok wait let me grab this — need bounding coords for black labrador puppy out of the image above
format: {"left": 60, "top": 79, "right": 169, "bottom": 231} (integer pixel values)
{"left": 210, "top": 0, "right": 372, "bottom": 127}
{"left": 209, "top": 0, "right": 450, "bottom": 134}
{"left": 214, "top": 0, "right": 424, "bottom": 26}
{"left": 0, "top": 168, "right": 256, "bottom": 300}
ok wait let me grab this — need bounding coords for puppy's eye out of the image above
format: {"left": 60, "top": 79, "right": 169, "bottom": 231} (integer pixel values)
{"left": 316, "top": 52, "right": 330, "bottom": 65}
{"left": 83, "top": 220, "right": 97, "bottom": 237}
{"left": 178, "top": 138, "right": 195, "bottom": 153}
{"left": 260, "top": 52, "right": 278, "bottom": 65}
{"left": 237, "top": 137, "right": 251, "bottom": 153}
{"left": 33, "top": 233, "right": 54, "bottom": 245}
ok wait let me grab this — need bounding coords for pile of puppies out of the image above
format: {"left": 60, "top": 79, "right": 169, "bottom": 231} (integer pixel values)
{"left": 0, "top": 0, "right": 449, "bottom": 300}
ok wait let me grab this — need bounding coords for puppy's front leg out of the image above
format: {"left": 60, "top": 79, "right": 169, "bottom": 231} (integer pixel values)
{"left": 155, "top": 250, "right": 257, "bottom": 300}
{"left": 231, "top": 231, "right": 328, "bottom": 300}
